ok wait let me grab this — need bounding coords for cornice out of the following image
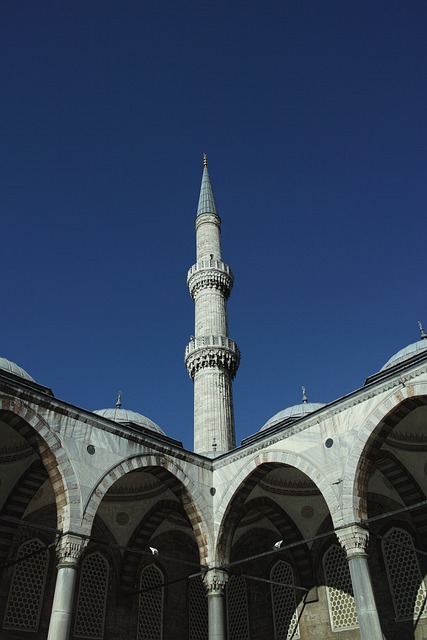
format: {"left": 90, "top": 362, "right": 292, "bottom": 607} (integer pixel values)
{"left": 0, "top": 386, "right": 212, "bottom": 471}
{"left": 213, "top": 360, "right": 427, "bottom": 470}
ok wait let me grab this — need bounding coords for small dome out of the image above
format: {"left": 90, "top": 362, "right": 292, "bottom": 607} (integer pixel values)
{"left": 261, "top": 402, "right": 325, "bottom": 431}
{"left": 0, "top": 357, "right": 35, "bottom": 382}
{"left": 93, "top": 407, "right": 165, "bottom": 435}
{"left": 381, "top": 339, "right": 427, "bottom": 371}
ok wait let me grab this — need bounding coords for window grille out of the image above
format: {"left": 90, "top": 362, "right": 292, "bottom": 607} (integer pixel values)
{"left": 74, "top": 552, "right": 109, "bottom": 638}
{"left": 382, "top": 527, "right": 427, "bottom": 620}
{"left": 323, "top": 544, "right": 358, "bottom": 631}
{"left": 271, "top": 560, "right": 300, "bottom": 639}
{"left": 137, "top": 564, "right": 163, "bottom": 640}
{"left": 227, "top": 575, "right": 249, "bottom": 640}
{"left": 3, "top": 538, "right": 49, "bottom": 631}
{"left": 189, "top": 574, "right": 208, "bottom": 640}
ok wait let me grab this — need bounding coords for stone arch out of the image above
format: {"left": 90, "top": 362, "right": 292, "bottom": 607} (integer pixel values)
{"left": 83, "top": 454, "right": 211, "bottom": 563}
{"left": 216, "top": 451, "right": 339, "bottom": 564}
{"left": 0, "top": 395, "right": 81, "bottom": 531}
{"left": 340, "top": 383, "right": 427, "bottom": 525}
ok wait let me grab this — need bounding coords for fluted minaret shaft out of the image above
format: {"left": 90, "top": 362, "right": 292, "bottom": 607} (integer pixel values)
{"left": 185, "top": 158, "right": 240, "bottom": 455}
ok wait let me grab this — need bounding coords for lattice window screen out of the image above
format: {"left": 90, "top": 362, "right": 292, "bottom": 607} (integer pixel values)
{"left": 137, "top": 564, "right": 164, "bottom": 640}
{"left": 3, "top": 538, "right": 49, "bottom": 631}
{"left": 271, "top": 560, "right": 300, "bottom": 640}
{"left": 323, "top": 544, "right": 358, "bottom": 631}
{"left": 189, "top": 574, "right": 208, "bottom": 640}
{"left": 74, "top": 552, "right": 109, "bottom": 638}
{"left": 382, "top": 527, "right": 427, "bottom": 620}
{"left": 227, "top": 575, "right": 250, "bottom": 640}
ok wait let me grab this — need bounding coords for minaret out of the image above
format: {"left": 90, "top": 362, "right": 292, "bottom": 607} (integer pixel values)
{"left": 185, "top": 155, "right": 240, "bottom": 455}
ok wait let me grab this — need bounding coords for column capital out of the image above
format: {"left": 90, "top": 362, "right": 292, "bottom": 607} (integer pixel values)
{"left": 55, "top": 533, "right": 87, "bottom": 568}
{"left": 336, "top": 524, "right": 369, "bottom": 558}
{"left": 203, "top": 568, "right": 229, "bottom": 594}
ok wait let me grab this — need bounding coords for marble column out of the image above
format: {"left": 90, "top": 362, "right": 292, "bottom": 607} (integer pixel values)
{"left": 204, "top": 568, "right": 228, "bottom": 640}
{"left": 47, "top": 533, "right": 86, "bottom": 640}
{"left": 336, "top": 525, "right": 383, "bottom": 640}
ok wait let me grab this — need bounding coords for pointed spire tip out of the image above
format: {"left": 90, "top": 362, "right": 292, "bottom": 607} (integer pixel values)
{"left": 197, "top": 154, "right": 219, "bottom": 216}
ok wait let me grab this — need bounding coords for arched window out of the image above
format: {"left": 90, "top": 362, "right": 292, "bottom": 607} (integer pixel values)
{"left": 3, "top": 537, "right": 49, "bottom": 632}
{"left": 137, "top": 564, "right": 164, "bottom": 640}
{"left": 382, "top": 526, "right": 427, "bottom": 620}
{"left": 74, "top": 551, "right": 109, "bottom": 638}
{"left": 189, "top": 574, "right": 208, "bottom": 640}
{"left": 227, "top": 575, "right": 249, "bottom": 639}
{"left": 271, "top": 560, "right": 300, "bottom": 640}
{"left": 323, "top": 544, "right": 358, "bottom": 631}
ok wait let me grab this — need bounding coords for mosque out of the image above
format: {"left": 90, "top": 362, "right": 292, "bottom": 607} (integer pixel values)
{"left": 1, "top": 158, "right": 427, "bottom": 640}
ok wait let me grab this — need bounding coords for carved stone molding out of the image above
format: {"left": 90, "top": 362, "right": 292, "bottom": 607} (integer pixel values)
{"left": 203, "top": 568, "right": 228, "bottom": 594}
{"left": 185, "top": 344, "right": 240, "bottom": 379}
{"left": 56, "top": 533, "right": 87, "bottom": 568}
{"left": 187, "top": 268, "right": 233, "bottom": 299}
{"left": 336, "top": 525, "right": 369, "bottom": 558}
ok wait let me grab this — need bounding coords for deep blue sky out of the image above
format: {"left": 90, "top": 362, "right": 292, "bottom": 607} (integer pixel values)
{"left": 1, "top": 1, "right": 426, "bottom": 449}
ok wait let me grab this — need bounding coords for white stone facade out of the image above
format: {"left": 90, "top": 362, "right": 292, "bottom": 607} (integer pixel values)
{"left": 1, "top": 161, "right": 427, "bottom": 640}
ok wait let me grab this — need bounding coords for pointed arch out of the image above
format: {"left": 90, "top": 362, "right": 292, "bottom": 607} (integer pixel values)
{"left": 83, "top": 454, "right": 210, "bottom": 562}
{"left": 0, "top": 395, "right": 81, "bottom": 531}
{"left": 339, "top": 384, "right": 427, "bottom": 524}
{"left": 216, "top": 452, "right": 338, "bottom": 563}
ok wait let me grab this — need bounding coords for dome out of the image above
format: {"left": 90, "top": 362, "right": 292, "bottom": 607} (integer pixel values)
{"left": 0, "top": 357, "right": 35, "bottom": 382}
{"left": 261, "top": 402, "right": 325, "bottom": 431}
{"left": 93, "top": 407, "right": 165, "bottom": 435}
{"left": 381, "top": 338, "right": 427, "bottom": 372}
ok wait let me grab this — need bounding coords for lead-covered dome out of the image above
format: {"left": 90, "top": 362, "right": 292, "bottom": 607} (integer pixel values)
{"left": 93, "top": 401, "right": 165, "bottom": 435}
{"left": 381, "top": 329, "right": 427, "bottom": 372}
{"left": 261, "top": 401, "right": 325, "bottom": 431}
{"left": 0, "top": 357, "right": 35, "bottom": 382}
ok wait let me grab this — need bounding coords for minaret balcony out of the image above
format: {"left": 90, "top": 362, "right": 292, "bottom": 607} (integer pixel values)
{"left": 185, "top": 335, "right": 240, "bottom": 379}
{"left": 187, "top": 260, "right": 233, "bottom": 298}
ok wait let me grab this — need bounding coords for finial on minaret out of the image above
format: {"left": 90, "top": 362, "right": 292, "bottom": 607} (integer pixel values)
{"left": 203, "top": 153, "right": 208, "bottom": 168}
{"left": 116, "top": 391, "right": 122, "bottom": 408}
{"left": 302, "top": 386, "right": 308, "bottom": 403}
{"left": 419, "top": 321, "right": 427, "bottom": 340}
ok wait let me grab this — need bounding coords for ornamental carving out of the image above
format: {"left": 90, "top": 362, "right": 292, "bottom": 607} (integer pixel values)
{"left": 185, "top": 346, "right": 240, "bottom": 379}
{"left": 56, "top": 534, "right": 86, "bottom": 566}
{"left": 203, "top": 569, "right": 228, "bottom": 593}
{"left": 187, "top": 268, "right": 233, "bottom": 299}
{"left": 336, "top": 525, "right": 369, "bottom": 557}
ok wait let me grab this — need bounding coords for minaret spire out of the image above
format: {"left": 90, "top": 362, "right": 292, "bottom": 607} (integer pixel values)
{"left": 185, "top": 156, "right": 240, "bottom": 455}
{"left": 197, "top": 155, "right": 219, "bottom": 217}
